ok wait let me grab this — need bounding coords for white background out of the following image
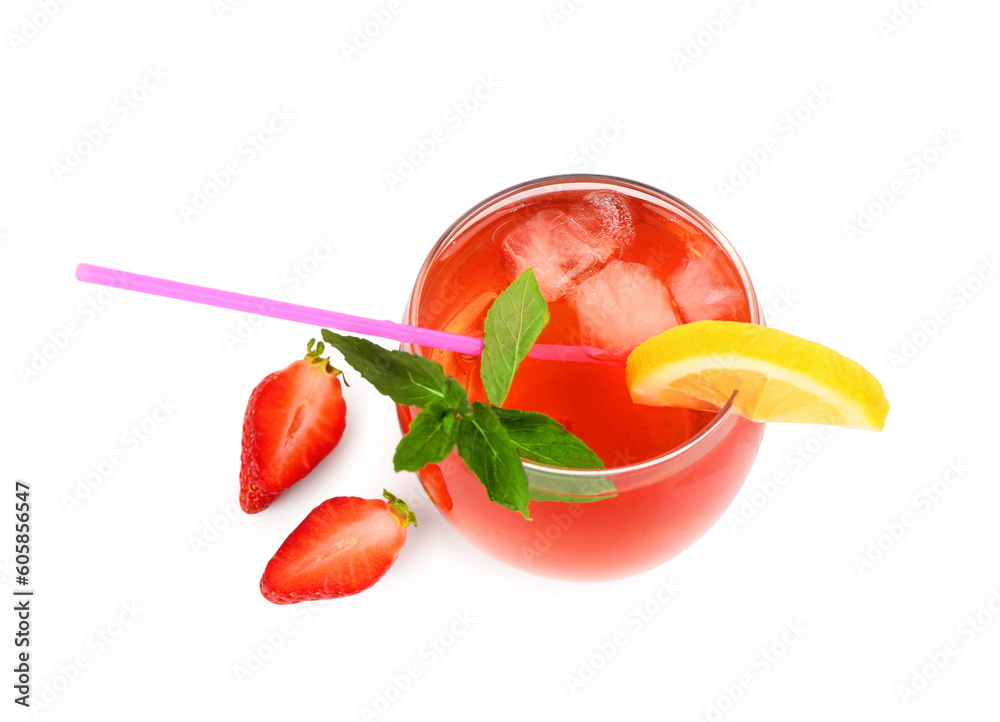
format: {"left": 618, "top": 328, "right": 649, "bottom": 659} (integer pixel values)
{"left": 3, "top": 0, "right": 999, "bottom": 720}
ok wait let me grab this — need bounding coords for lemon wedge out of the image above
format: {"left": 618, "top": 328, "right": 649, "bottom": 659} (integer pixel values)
{"left": 626, "top": 321, "right": 889, "bottom": 430}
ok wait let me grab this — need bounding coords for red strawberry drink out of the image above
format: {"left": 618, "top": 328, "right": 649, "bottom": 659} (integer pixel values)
{"left": 399, "top": 176, "right": 765, "bottom": 581}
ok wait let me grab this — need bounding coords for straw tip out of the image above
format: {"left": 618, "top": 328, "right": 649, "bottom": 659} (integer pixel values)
{"left": 75, "top": 263, "right": 95, "bottom": 282}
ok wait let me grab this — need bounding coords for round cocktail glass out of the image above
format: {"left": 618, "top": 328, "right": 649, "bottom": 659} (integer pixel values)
{"left": 398, "top": 175, "right": 764, "bottom": 581}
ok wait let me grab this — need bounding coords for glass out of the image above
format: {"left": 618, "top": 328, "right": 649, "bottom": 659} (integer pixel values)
{"left": 398, "top": 175, "right": 765, "bottom": 581}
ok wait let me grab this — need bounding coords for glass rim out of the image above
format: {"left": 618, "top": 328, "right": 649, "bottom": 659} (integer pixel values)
{"left": 410, "top": 173, "right": 760, "bottom": 480}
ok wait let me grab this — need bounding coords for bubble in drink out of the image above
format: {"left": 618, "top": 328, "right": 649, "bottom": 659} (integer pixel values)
{"left": 499, "top": 191, "right": 634, "bottom": 301}
{"left": 573, "top": 260, "right": 680, "bottom": 355}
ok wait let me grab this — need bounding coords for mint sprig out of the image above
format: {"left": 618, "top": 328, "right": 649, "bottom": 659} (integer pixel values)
{"left": 320, "top": 269, "right": 613, "bottom": 519}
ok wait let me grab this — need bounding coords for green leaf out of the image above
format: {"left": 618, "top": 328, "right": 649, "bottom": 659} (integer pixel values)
{"left": 490, "top": 407, "right": 616, "bottom": 502}
{"left": 321, "top": 330, "right": 467, "bottom": 409}
{"left": 442, "top": 375, "right": 470, "bottom": 412}
{"left": 393, "top": 402, "right": 460, "bottom": 472}
{"left": 492, "top": 407, "right": 604, "bottom": 470}
{"left": 481, "top": 269, "right": 550, "bottom": 406}
{"left": 456, "top": 402, "right": 530, "bottom": 518}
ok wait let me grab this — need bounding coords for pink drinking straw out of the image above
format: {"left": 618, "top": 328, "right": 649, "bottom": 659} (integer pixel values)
{"left": 75, "top": 263, "right": 620, "bottom": 366}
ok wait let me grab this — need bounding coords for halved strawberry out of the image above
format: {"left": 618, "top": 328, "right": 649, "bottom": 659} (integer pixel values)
{"left": 260, "top": 490, "right": 416, "bottom": 604}
{"left": 240, "top": 339, "right": 346, "bottom": 513}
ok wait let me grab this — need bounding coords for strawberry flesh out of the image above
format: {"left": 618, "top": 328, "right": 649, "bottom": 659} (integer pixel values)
{"left": 240, "top": 348, "right": 346, "bottom": 513}
{"left": 417, "top": 462, "right": 454, "bottom": 512}
{"left": 260, "top": 492, "right": 415, "bottom": 604}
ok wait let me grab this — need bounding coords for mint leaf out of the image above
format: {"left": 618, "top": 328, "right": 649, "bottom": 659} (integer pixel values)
{"left": 492, "top": 407, "right": 604, "bottom": 470}
{"left": 456, "top": 402, "right": 530, "bottom": 518}
{"left": 492, "top": 407, "right": 616, "bottom": 503}
{"left": 321, "top": 330, "right": 467, "bottom": 409}
{"left": 481, "top": 269, "right": 550, "bottom": 406}
{"left": 393, "top": 402, "right": 460, "bottom": 472}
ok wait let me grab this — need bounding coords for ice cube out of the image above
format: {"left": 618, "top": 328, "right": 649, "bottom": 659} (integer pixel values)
{"left": 499, "top": 191, "right": 634, "bottom": 301}
{"left": 575, "top": 190, "right": 635, "bottom": 246}
{"left": 573, "top": 261, "right": 680, "bottom": 354}
{"left": 668, "top": 248, "right": 744, "bottom": 322}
